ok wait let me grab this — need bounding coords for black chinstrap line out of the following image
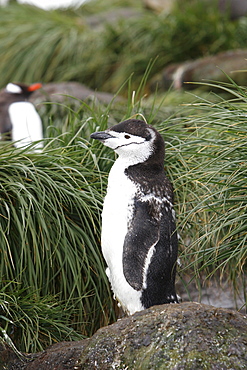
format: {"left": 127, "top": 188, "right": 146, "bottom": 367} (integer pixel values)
{"left": 113, "top": 141, "right": 144, "bottom": 151}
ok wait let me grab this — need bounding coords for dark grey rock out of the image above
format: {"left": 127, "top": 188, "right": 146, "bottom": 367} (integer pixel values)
{"left": 79, "top": 302, "right": 247, "bottom": 369}
{"left": 30, "top": 82, "right": 123, "bottom": 105}
{"left": 143, "top": 0, "right": 247, "bottom": 19}
{"left": 86, "top": 8, "right": 142, "bottom": 29}
{"left": 219, "top": 0, "right": 247, "bottom": 19}
{"left": 1, "top": 302, "right": 246, "bottom": 369}
{"left": 151, "top": 50, "right": 247, "bottom": 91}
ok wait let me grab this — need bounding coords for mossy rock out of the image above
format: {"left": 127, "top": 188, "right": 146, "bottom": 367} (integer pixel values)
{"left": 2, "top": 302, "right": 247, "bottom": 369}
{"left": 79, "top": 302, "right": 247, "bottom": 369}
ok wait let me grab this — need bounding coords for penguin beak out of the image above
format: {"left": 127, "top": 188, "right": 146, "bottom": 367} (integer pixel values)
{"left": 27, "top": 83, "right": 42, "bottom": 92}
{"left": 90, "top": 131, "right": 115, "bottom": 141}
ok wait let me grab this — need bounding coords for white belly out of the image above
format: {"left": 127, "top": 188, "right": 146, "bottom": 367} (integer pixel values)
{"left": 8, "top": 102, "right": 43, "bottom": 151}
{"left": 101, "top": 159, "right": 143, "bottom": 314}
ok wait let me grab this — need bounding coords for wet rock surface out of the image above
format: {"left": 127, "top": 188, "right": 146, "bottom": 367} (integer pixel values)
{"left": 79, "top": 302, "right": 247, "bottom": 369}
{"left": 1, "top": 340, "right": 87, "bottom": 370}
{"left": 1, "top": 302, "right": 246, "bottom": 369}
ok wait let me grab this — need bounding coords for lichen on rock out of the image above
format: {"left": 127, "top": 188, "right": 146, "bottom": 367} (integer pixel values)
{"left": 1, "top": 302, "right": 246, "bottom": 369}
{"left": 79, "top": 302, "right": 247, "bottom": 369}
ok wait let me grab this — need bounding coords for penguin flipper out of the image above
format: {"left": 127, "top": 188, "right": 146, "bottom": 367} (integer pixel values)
{"left": 122, "top": 198, "right": 160, "bottom": 291}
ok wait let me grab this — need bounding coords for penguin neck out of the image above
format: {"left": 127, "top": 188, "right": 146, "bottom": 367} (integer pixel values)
{"left": 124, "top": 149, "right": 167, "bottom": 195}
{"left": 114, "top": 140, "right": 164, "bottom": 174}
{"left": 8, "top": 94, "right": 29, "bottom": 104}
{"left": 114, "top": 149, "right": 152, "bottom": 168}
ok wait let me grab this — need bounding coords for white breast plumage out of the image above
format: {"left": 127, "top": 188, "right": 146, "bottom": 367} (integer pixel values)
{"left": 101, "top": 157, "right": 143, "bottom": 314}
{"left": 8, "top": 102, "right": 43, "bottom": 151}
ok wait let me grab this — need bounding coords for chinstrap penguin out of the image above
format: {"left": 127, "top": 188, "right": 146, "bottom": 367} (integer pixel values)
{"left": 0, "top": 82, "right": 43, "bottom": 151}
{"left": 91, "top": 119, "right": 178, "bottom": 315}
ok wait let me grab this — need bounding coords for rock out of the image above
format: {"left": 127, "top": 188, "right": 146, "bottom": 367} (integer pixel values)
{"left": 178, "top": 278, "right": 246, "bottom": 312}
{"left": 86, "top": 8, "right": 142, "bottom": 29}
{"left": 1, "top": 340, "right": 88, "bottom": 370}
{"left": 24, "top": 341, "right": 87, "bottom": 370}
{"left": 142, "top": 0, "right": 174, "bottom": 13}
{"left": 151, "top": 50, "right": 247, "bottom": 91}
{"left": 79, "top": 302, "right": 247, "bottom": 369}
{"left": 142, "top": 0, "right": 247, "bottom": 19}
{"left": 30, "top": 82, "right": 123, "bottom": 106}
{"left": 0, "top": 340, "right": 24, "bottom": 370}
{"left": 219, "top": 0, "right": 247, "bottom": 19}
{"left": 1, "top": 302, "right": 246, "bottom": 369}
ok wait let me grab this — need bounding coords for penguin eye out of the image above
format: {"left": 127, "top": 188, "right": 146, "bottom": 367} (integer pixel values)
{"left": 124, "top": 135, "right": 131, "bottom": 139}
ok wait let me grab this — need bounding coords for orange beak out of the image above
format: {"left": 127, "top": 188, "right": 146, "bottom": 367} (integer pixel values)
{"left": 27, "top": 83, "right": 42, "bottom": 92}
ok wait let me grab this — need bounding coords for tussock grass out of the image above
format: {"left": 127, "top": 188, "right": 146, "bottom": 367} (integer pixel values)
{"left": 0, "top": 4, "right": 100, "bottom": 87}
{"left": 0, "top": 1, "right": 244, "bottom": 92}
{"left": 0, "top": 103, "right": 118, "bottom": 352}
{"left": 158, "top": 84, "right": 247, "bottom": 303}
{"left": 0, "top": 66, "right": 246, "bottom": 353}
{"left": 0, "top": 285, "right": 83, "bottom": 353}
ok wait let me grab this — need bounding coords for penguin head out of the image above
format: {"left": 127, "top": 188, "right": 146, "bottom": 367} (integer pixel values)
{"left": 91, "top": 119, "right": 164, "bottom": 163}
{"left": 5, "top": 82, "right": 42, "bottom": 97}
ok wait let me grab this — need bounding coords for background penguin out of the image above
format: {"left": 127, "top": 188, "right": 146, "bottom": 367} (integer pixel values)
{"left": 0, "top": 82, "right": 43, "bottom": 150}
{"left": 91, "top": 119, "right": 178, "bottom": 315}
